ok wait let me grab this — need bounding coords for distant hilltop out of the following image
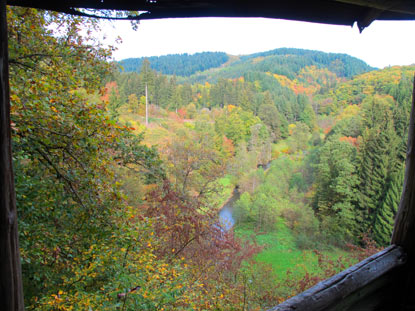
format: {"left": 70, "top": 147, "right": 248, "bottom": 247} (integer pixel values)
{"left": 118, "top": 52, "right": 229, "bottom": 76}
{"left": 118, "top": 48, "right": 375, "bottom": 80}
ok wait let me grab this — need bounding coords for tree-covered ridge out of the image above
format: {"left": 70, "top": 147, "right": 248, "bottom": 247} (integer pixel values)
{"left": 322, "top": 65, "right": 415, "bottom": 113}
{"left": 179, "top": 48, "right": 374, "bottom": 84}
{"left": 119, "top": 52, "right": 229, "bottom": 76}
{"left": 240, "top": 48, "right": 375, "bottom": 78}
{"left": 118, "top": 48, "right": 374, "bottom": 83}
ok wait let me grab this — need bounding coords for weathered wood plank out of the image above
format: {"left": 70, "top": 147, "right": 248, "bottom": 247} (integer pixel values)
{"left": 267, "top": 245, "right": 406, "bottom": 311}
{"left": 332, "top": 263, "right": 404, "bottom": 311}
{"left": 0, "top": 1, "right": 24, "bottom": 310}
{"left": 392, "top": 74, "right": 415, "bottom": 257}
{"left": 391, "top": 73, "right": 415, "bottom": 310}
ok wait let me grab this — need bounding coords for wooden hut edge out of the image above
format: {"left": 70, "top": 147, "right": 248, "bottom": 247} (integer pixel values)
{"left": 0, "top": 0, "right": 24, "bottom": 310}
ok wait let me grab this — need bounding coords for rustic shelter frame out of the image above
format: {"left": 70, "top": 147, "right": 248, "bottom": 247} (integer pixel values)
{"left": 2, "top": 1, "right": 415, "bottom": 310}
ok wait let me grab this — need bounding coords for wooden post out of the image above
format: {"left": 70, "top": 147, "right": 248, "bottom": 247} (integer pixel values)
{"left": 0, "top": 1, "right": 24, "bottom": 310}
{"left": 392, "top": 75, "right": 415, "bottom": 252}
{"left": 391, "top": 74, "right": 415, "bottom": 309}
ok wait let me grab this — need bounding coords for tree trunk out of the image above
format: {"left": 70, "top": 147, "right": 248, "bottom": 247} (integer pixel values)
{"left": 0, "top": 1, "right": 24, "bottom": 309}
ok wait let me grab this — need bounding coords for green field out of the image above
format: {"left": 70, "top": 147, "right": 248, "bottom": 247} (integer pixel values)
{"left": 236, "top": 219, "right": 354, "bottom": 281}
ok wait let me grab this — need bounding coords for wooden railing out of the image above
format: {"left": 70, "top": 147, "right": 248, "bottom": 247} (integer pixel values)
{"left": 268, "top": 245, "right": 406, "bottom": 311}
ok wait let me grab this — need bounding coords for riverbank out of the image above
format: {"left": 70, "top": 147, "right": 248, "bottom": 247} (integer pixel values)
{"left": 218, "top": 188, "right": 240, "bottom": 230}
{"left": 214, "top": 174, "right": 235, "bottom": 209}
{"left": 218, "top": 160, "right": 274, "bottom": 229}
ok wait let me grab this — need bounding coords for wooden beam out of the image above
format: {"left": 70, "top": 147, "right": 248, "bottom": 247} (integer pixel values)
{"left": 0, "top": 1, "right": 24, "bottom": 310}
{"left": 392, "top": 75, "right": 415, "bottom": 255}
{"left": 335, "top": 0, "right": 415, "bottom": 15}
{"left": 391, "top": 74, "right": 415, "bottom": 309}
{"left": 267, "top": 245, "right": 406, "bottom": 311}
{"left": 356, "top": 7, "right": 383, "bottom": 32}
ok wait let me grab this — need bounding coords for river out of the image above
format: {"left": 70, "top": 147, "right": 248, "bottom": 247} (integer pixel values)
{"left": 218, "top": 161, "right": 272, "bottom": 230}
{"left": 218, "top": 188, "right": 240, "bottom": 230}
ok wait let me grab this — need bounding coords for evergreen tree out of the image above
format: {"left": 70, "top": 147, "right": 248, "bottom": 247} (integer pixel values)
{"left": 372, "top": 165, "right": 404, "bottom": 245}
{"left": 108, "top": 87, "right": 122, "bottom": 119}
{"left": 357, "top": 96, "right": 400, "bottom": 238}
{"left": 127, "top": 93, "right": 139, "bottom": 113}
{"left": 300, "top": 102, "right": 317, "bottom": 130}
{"left": 257, "top": 92, "right": 286, "bottom": 141}
{"left": 171, "top": 87, "right": 182, "bottom": 112}
{"left": 391, "top": 76, "right": 412, "bottom": 139}
{"left": 181, "top": 83, "right": 194, "bottom": 106}
{"left": 239, "top": 87, "right": 254, "bottom": 112}
{"left": 139, "top": 58, "right": 156, "bottom": 104}
{"left": 313, "top": 138, "right": 359, "bottom": 241}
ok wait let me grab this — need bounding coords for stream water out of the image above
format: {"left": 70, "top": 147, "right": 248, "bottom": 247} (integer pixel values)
{"left": 218, "top": 161, "right": 272, "bottom": 230}
{"left": 218, "top": 188, "right": 240, "bottom": 230}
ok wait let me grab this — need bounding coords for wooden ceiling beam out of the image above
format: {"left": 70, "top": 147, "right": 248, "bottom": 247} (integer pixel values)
{"left": 334, "top": 0, "right": 415, "bottom": 15}
{"left": 5, "top": 0, "right": 415, "bottom": 27}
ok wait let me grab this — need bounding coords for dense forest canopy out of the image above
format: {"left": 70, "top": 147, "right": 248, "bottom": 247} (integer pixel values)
{"left": 119, "top": 52, "right": 229, "bottom": 76}
{"left": 9, "top": 6, "right": 414, "bottom": 311}
{"left": 118, "top": 48, "right": 375, "bottom": 83}
{"left": 239, "top": 48, "right": 375, "bottom": 78}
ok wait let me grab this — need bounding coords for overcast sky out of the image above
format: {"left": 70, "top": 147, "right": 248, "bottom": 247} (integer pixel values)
{"left": 103, "top": 17, "right": 415, "bottom": 69}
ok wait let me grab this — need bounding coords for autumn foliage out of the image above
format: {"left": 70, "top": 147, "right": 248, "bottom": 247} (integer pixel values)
{"left": 9, "top": 5, "right": 410, "bottom": 311}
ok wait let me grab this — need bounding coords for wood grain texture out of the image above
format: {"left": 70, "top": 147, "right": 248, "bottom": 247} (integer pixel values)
{"left": 267, "top": 245, "right": 406, "bottom": 311}
{"left": 5, "top": 0, "right": 415, "bottom": 27}
{"left": 0, "top": 1, "right": 24, "bottom": 309}
{"left": 392, "top": 75, "right": 415, "bottom": 255}
{"left": 390, "top": 73, "right": 415, "bottom": 310}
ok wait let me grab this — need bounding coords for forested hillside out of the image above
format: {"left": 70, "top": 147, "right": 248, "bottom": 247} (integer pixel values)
{"left": 239, "top": 48, "right": 374, "bottom": 78}
{"left": 118, "top": 48, "right": 374, "bottom": 85}
{"left": 119, "top": 51, "right": 229, "bottom": 76}
{"left": 11, "top": 6, "right": 413, "bottom": 311}
{"left": 313, "top": 66, "right": 414, "bottom": 245}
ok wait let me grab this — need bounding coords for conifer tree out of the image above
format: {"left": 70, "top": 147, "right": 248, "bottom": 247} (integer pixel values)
{"left": 257, "top": 92, "right": 284, "bottom": 141}
{"left": 391, "top": 76, "right": 412, "bottom": 139}
{"left": 127, "top": 93, "right": 139, "bottom": 113}
{"left": 372, "top": 165, "right": 404, "bottom": 245}
{"left": 139, "top": 58, "right": 156, "bottom": 103}
{"left": 313, "top": 138, "right": 359, "bottom": 241}
{"left": 357, "top": 96, "right": 399, "bottom": 239}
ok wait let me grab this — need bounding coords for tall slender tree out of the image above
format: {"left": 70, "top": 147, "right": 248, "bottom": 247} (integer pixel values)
{"left": 357, "top": 96, "right": 400, "bottom": 241}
